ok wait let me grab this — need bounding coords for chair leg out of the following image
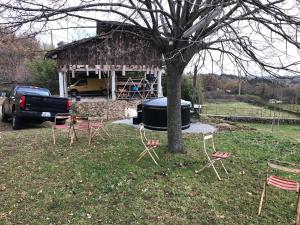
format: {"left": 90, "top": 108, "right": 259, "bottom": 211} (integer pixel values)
{"left": 211, "top": 163, "right": 222, "bottom": 181}
{"left": 220, "top": 160, "right": 229, "bottom": 175}
{"left": 52, "top": 127, "right": 56, "bottom": 145}
{"left": 296, "top": 192, "right": 300, "bottom": 225}
{"left": 151, "top": 148, "right": 159, "bottom": 159}
{"left": 197, "top": 162, "right": 212, "bottom": 173}
{"left": 136, "top": 149, "right": 148, "bottom": 162}
{"left": 258, "top": 181, "right": 267, "bottom": 216}
{"left": 102, "top": 126, "right": 110, "bottom": 137}
{"left": 88, "top": 129, "right": 92, "bottom": 145}
{"left": 147, "top": 150, "right": 159, "bottom": 166}
{"left": 136, "top": 148, "right": 159, "bottom": 166}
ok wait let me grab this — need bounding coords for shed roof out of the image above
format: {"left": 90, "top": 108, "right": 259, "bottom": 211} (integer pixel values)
{"left": 46, "top": 21, "right": 153, "bottom": 59}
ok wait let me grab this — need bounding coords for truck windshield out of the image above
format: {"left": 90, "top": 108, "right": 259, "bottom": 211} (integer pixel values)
{"left": 16, "top": 87, "right": 51, "bottom": 96}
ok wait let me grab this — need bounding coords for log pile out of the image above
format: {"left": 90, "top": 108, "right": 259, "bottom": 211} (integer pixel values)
{"left": 71, "top": 99, "right": 141, "bottom": 121}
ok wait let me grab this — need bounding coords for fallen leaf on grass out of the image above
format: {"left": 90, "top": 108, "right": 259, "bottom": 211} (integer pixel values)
{"left": 0, "top": 185, "right": 6, "bottom": 191}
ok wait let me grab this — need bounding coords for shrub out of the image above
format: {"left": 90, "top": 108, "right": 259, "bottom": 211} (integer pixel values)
{"left": 27, "top": 58, "right": 58, "bottom": 94}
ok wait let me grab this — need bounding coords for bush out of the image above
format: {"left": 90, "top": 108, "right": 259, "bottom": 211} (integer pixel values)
{"left": 27, "top": 58, "right": 58, "bottom": 94}
{"left": 162, "top": 75, "right": 204, "bottom": 104}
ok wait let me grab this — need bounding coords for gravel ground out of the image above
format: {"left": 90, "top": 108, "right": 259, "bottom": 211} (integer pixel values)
{"left": 112, "top": 119, "right": 217, "bottom": 133}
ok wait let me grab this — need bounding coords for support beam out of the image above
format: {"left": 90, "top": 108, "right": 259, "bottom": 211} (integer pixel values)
{"left": 111, "top": 69, "right": 116, "bottom": 100}
{"left": 158, "top": 69, "right": 163, "bottom": 97}
{"left": 63, "top": 72, "right": 68, "bottom": 97}
{"left": 59, "top": 71, "right": 64, "bottom": 97}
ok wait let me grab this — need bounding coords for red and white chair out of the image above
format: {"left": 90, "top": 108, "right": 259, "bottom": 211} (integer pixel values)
{"left": 197, "top": 134, "right": 231, "bottom": 180}
{"left": 136, "top": 123, "right": 160, "bottom": 165}
{"left": 258, "top": 160, "right": 300, "bottom": 225}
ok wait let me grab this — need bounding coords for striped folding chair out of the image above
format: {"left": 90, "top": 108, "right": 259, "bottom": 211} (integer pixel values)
{"left": 70, "top": 115, "right": 90, "bottom": 145}
{"left": 136, "top": 123, "right": 160, "bottom": 165}
{"left": 52, "top": 113, "right": 71, "bottom": 145}
{"left": 197, "top": 134, "right": 231, "bottom": 180}
{"left": 258, "top": 160, "right": 300, "bottom": 225}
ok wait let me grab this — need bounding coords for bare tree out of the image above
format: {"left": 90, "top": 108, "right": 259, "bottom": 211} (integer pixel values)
{"left": 1, "top": 0, "right": 300, "bottom": 153}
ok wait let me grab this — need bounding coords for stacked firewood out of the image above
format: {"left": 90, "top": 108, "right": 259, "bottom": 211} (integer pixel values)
{"left": 71, "top": 100, "right": 141, "bottom": 121}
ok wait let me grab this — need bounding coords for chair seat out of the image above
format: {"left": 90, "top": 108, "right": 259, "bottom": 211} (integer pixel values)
{"left": 146, "top": 139, "right": 160, "bottom": 147}
{"left": 54, "top": 124, "right": 69, "bottom": 129}
{"left": 89, "top": 122, "right": 103, "bottom": 128}
{"left": 74, "top": 123, "right": 89, "bottom": 131}
{"left": 211, "top": 151, "right": 231, "bottom": 159}
{"left": 267, "top": 175, "right": 299, "bottom": 192}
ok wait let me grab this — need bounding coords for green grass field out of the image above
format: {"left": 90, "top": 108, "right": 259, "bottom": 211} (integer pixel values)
{"left": 277, "top": 104, "right": 300, "bottom": 113}
{"left": 1, "top": 124, "right": 300, "bottom": 224}
{"left": 203, "top": 102, "right": 299, "bottom": 118}
{"left": 240, "top": 123, "right": 300, "bottom": 142}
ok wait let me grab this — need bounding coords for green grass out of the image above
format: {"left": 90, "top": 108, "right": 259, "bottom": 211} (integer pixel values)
{"left": 239, "top": 123, "right": 300, "bottom": 142}
{"left": 203, "top": 102, "right": 299, "bottom": 118}
{"left": 0, "top": 124, "right": 300, "bottom": 224}
{"left": 277, "top": 104, "right": 300, "bottom": 113}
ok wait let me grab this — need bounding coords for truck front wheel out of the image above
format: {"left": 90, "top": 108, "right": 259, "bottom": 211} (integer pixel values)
{"left": 12, "top": 112, "right": 22, "bottom": 130}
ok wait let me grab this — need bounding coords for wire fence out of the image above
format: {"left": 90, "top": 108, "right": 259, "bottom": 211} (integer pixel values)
{"left": 201, "top": 105, "right": 299, "bottom": 119}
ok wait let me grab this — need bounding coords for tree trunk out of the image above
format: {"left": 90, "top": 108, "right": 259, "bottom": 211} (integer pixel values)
{"left": 166, "top": 63, "right": 185, "bottom": 153}
{"left": 192, "top": 65, "right": 197, "bottom": 110}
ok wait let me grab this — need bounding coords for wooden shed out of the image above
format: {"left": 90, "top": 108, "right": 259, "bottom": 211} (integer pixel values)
{"left": 46, "top": 21, "right": 163, "bottom": 100}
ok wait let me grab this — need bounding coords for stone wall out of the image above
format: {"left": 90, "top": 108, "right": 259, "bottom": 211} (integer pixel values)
{"left": 209, "top": 115, "right": 300, "bottom": 125}
{"left": 71, "top": 99, "right": 140, "bottom": 121}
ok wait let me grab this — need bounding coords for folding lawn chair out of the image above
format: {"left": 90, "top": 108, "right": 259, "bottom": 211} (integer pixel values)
{"left": 70, "top": 115, "right": 90, "bottom": 145}
{"left": 136, "top": 123, "right": 160, "bottom": 166}
{"left": 197, "top": 134, "right": 231, "bottom": 180}
{"left": 88, "top": 117, "right": 111, "bottom": 145}
{"left": 52, "top": 113, "right": 71, "bottom": 145}
{"left": 258, "top": 160, "right": 300, "bottom": 225}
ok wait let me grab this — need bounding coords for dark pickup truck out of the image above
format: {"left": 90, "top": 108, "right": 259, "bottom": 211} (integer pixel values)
{"left": 2, "top": 85, "right": 70, "bottom": 129}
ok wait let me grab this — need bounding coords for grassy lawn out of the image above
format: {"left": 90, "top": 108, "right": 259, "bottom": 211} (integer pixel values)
{"left": 240, "top": 123, "right": 300, "bottom": 142}
{"left": 203, "top": 102, "right": 299, "bottom": 118}
{"left": 0, "top": 124, "right": 300, "bottom": 224}
{"left": 277, "top": 104, "right": 300, "bottom": 113}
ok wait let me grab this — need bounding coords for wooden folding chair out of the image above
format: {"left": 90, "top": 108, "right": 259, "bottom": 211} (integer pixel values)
{"left": 197, "top": 134, "right": 231, "bottom": 180}
{"left": 88, "top": 117, "right": 111, "bottom": 145}
{"left": 258, "top": 160, "right": 300, "bottom": 225}
{"left": 52, "top": 113, "right": 71, "bottom": 145}
{"left": 136, "top": 123, "right": 160, "bottom": 166}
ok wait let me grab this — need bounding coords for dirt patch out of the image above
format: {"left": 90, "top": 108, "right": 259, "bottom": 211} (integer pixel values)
{"left": 215, "top": 123, "right": 238, "bottom": 131}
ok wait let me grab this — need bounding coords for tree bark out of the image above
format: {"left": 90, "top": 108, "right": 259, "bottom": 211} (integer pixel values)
{"left": 192, "top": 65, "right": 197, "bottom": 110}
{"left": 166, "top": 63, "right": 185, "bottom": 153}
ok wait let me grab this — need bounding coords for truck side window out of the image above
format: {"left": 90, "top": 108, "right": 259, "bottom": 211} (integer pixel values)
{"left": 9, "top": 87, "right": 17, "bottom": 97}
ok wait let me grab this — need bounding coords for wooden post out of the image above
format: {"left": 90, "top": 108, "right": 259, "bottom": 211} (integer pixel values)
{"left": 59, "top": 71, "right": 64, "bottom": 97}
{"left": 111, "top": 69, "right": 116, "bottom": 100}
{"left": 86, "top": 65, "right": 89, "bottom": 77}
{"left": 122, "top": 65, "right": 126, "bottom": 76}
{"left": 63, "top": 71, "right": 68, "bottom": 97}
{"left": 157, "top": 69, "right": 163, "bottom": 97}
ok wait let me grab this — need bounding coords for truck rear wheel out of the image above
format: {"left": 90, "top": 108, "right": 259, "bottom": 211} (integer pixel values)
{"left": 12, "top": 112, "right": 22, "bottom": 130}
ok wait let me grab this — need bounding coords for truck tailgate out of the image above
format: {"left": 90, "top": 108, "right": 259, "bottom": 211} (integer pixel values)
{"left": 24, "top": 95, "right": 69, "bottom": 113}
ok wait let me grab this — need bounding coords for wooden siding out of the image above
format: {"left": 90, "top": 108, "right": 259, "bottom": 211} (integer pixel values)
{"left": 56, "top": 32, "right": 162, "bottom": 68}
